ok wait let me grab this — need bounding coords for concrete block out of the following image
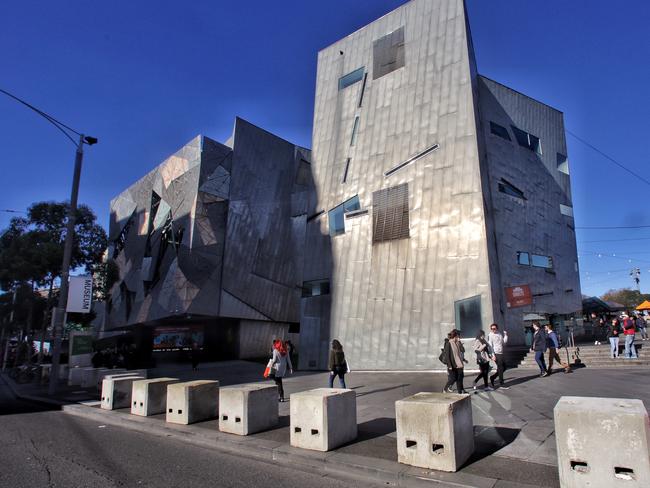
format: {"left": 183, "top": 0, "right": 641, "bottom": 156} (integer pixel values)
{"left": 166, "top": 380, "right": 220, "bottom": 425}
{"left": 90, "top": 368, "right": 124, "bottom": 389}
{"left": 130, "top": 378, "right": 179, "bottom": 416}
{"left": 555, "top": 396, "right": 650, "bottom": 487}
{"left": 80, "top": 368, "right": 108, "bottom": 388}
{"left": 96, "top": 369, "right": 148, "bottom": 391}
{"left": 290, "top": 388, "right": 357, "bottom": 451}
{"left": 68, "top": 367, "right": 85, "bottom": 386}
{"left": 396, "top": 392, "right": 474, "bottom": 472}
{"left": 101, "top": 376, "right": 145, "bottom": 410}
{"left": 219, "top": 383, "right": 278, "bottom": 435}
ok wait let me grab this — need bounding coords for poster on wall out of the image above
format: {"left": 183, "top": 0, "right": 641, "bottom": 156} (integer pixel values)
{"left": 152, "top": 326, "right": 204, "bottom": 352}
{"left": 505, "top": 285, "right": 533, "bottom": 308}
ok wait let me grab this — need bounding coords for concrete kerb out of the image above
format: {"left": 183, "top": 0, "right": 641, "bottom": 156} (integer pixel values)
{"left": 59, "top": 402, "right": 499, "bottom": 488}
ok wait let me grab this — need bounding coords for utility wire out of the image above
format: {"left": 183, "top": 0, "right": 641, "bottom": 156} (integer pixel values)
{"left": 567, "top": 129, "right": 650, "bottom": 187}
{"left": 578, "top": 237, "right": 650, "bottom": 244}
{"left": 0, "top": 87, "right": 80, "bottom": 146}
{"left": 576, "top": 225, "right": 650, "bottom": 230}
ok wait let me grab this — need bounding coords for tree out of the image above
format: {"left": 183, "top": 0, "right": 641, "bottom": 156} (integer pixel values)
{"left": 601, "top": 288, "right": 650, "bottom": 310}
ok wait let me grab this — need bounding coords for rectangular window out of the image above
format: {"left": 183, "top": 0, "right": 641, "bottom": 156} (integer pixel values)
{"left": 342, "top": 158, "right": 351, "bottom": 184}
{"left": 531, "top": 254, "right": 553, "bottom": 269}
{"left": 328, "top": 195, "right": 361, "bottom": 236}
{"left": 302, "top": 280, "right": 330, "bottom": 298}
{"left": 350, "top": 116, "right": 360, "bottom": 146}
{"left": 373, "top": 27, "right": 405, "bottom": 80}
{"left": 560, "top": 204, "right": 574, "bottom": 217}
{"left": 454, "top": 296, "right": 482, "bottom": 339}
{"left": 498, "top": 178, "right": 526, "bottom": 200}
{"left": 384, "top": 144, "right": 439, "bottom": 177}
{"left": 511, "top": 125, "right": 542, "bottom": 155}
{"left": 517, "top": 252, "right": 530, "bottom": 266}
{"left": 338, "top": 67, "right": 365, "bottom": 90}
{"left": 489, "top": 122, "right": 511, "bottom": 141}
{"left": 372, "top": 183, "right": 410, "bottom": 243}
{"left": 358, "top": 73, "right": 368, "bottom": 107}
{"left": 557, "top": 153, "right": 569, "bottom": 174}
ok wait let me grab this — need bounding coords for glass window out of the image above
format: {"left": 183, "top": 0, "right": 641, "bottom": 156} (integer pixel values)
{"left": 302, "top": 280, "right": 330, "bottom": 298}
{"left": 328, "top": 195, "right": 360, "bottom": 236}
{"left": 373, "top": 27, "right": 405, "bottom": 80}
{"left": 489, "top": 122, "right": 511, "bottom": 141}
{"left": 498, "top": 179, "right": 526, "bottom": 200}
{"left": 342, "top": 158, "right": 351, "bottom": 184}
{"left": 358, "top": 73, "right": 368, "bottom": 107}
{"left": 350, "top": 116, "right": 360, "bottom": 146}
{"left": 454, "top": 295, "right": 482, "bottom": 339}
{"left": 560, "top": 204, "right": 574, "bottom": 217}
{"left": 557, "top": 153, "right": 569, "bottom": 174}
{"left": 511, "top": 125, "right": 542, "bottom": 155}
{"left": 517, "top": 252, "right": 530, "bottom": 266}
{"left": 384, "top": 144, "right": 439, "bottom": 177}
{"left": 338, "top": 67, "right": 365, "bottom": 90}
{"left": 531, "top": 254, "right": 553, "bottom": 269}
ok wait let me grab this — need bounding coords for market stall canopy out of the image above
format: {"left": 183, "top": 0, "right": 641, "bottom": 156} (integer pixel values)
{"left": 582, "top": 297, "right": 625, "bottom": 314}
{"left": 636, "top": 300, "right": 650, "bottom": 311}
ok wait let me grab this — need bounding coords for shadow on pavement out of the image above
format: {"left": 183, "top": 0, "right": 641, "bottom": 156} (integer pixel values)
{"left": 356, "top": 384, "right": 410, "bottom": 397}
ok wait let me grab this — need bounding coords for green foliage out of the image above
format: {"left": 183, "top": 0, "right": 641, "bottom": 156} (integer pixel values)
{"left": 601, "top": 288, "right": 650, "bottom": 310}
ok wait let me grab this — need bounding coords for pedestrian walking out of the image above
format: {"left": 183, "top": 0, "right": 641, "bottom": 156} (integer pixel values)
{"left": 545, "top": 324, "right": 570, "bottom": 374}
{"left": 531, "top": 322, "right": 548, "bottom": 377}
{"left": 622, "top": 313, "right": 638, "bottom": 359}
{"left": 328, "top": 340, "right": 347, "bottom": 388}
{"left": 190, "top": 342, "right": 201, "bottom": 371}
{"left": 607, "top": 318, "right": 622, "bottom": 358}
{"left": 635, "top": 315, "right": 648, "bottom": 341}
{"left": 285, "top": 340, "right": 297, "bottom": 369}
{"left": 472, "top": 330, "right": 493, "bottom": 391}
{"left": 441, "top": 329, "right": 467, "bottom": 394}
{"left": 487, "top": 323, "right": 509, "bottom": 389}
{"left": 267, "top": 339, "right": 293, "bottom": 402}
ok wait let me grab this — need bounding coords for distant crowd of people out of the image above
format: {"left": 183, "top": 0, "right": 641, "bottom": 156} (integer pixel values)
{"left": 91, "top": 344, "right": 138, "bottom": 370}
{"left": 599, "top": 312, "right": 648, "bottom": 359}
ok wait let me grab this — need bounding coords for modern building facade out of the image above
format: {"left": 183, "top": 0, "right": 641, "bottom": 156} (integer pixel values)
{"left": 106, "top": 118, "right": 311, "bottom": 360}
{"left": 299, "top": 0, "right": 581, "bottom": 370}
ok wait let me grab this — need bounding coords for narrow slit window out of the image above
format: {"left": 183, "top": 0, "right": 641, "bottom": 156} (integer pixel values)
{"left": 511, "top": 125, "right": 542, "bottom": 154}
{"left": 350, "top": 116, "right": 360, "bottom": 147}
{"left": 384, "top": 144, "right": 439, "bottom": 177}
{"left": 557, "top": 153, "right": 569, "bottom": 174}
{"left": 489, "top": 122, "right": 511, "bottom": 141}
{"left": 338, "top": 67, "right": 364, "bottom": 90}
{"left": 342, "top": 158, "right": 351, "bottom": 184}
{"left": 498, "top": 178, "right": 526, "bottom": 200}
{"left": 358, "top": 73, "right": 368, "bottom": 107}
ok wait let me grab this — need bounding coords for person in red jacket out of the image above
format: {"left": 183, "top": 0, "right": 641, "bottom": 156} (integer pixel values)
{"left": 622, "top": 313, "right": 638, "bottom": 359}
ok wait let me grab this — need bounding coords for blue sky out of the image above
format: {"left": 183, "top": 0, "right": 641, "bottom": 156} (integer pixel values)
{"left": 1, "top": 0, "right": 648, "bottom": 297}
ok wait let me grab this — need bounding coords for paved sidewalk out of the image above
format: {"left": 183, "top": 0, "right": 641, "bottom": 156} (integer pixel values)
{"left": 4, "top": 361, "right": 650, "bottom": 488}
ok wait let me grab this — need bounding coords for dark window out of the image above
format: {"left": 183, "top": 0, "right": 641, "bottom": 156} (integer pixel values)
{"left": 489, "top": 122, "right": 511, "bottom": 141}
{"left": 328, "top": 196, "right": 361, "bottom": 236}
{"left": 350, "top": 116, "right": 360, "bottom": 146}
{"left": 517, "top": 252, "right": 530, "bottom": 266}
{"left": 557, "top": 153, "right": 569, "bottom": 174}
{"left": 296, "top": 159, "right": 311, "bottom": 186}
{"left": 511, "top": 126, "right": 542, "bottom": 154}
{"left": 454, "top": 295, "right": 482, "bottom": 338}
{"left": 372, "top": 183, "right": 410, "bottom": 243}
{"left": 358, "top": 73, "right": 368, "bottom": 107}
{"left": 531, "top": 254, "right": 553, "bottom": 269}
{"left": 342, "top": 158, "right": 351, "bottom": 184}
{"left": 113, "top": 212, "right": 135, "bottom": 259}
{"left": 373, "top": 27, "right": 405, "bottom": 80}
{"left": 384, "top": 144, "right": 439, "bottom": 177}
{"left": 498, "top": 178, "right": 526, "bottom": 200}
{"left": 302, "top": 280, "right": 330, "bottom": 298}
{"left": 338, "top": 67, "right": 365, "bottom": 90}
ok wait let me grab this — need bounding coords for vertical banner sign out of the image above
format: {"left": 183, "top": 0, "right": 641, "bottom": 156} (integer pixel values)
{"left": 67, "top": 276, "right": 93, "bottom": 313}
{"left": 505, "top": 284, "right": 533, "bottom": 308}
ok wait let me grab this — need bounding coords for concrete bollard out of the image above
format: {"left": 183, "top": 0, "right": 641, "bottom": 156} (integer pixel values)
{"left": 395, "top": 392, "right": 474, "bottom": 472}
{"left": 219, "top": 383, "right": 278, "bottom": 435}
{"left": 68, "top": 367, "right": 85, "bottom": 386}
{"left": 131, "top": 378, "right": 179, "bottom": 416}
{"left": 101, "top": 376, "right": 145, "bottom": 410}
{"left": 290, "top": 388, "right": 357, "bottom": 452}
{"left": 554, "top": 396, "right": 650, "bottom": 487}
{"left": 166, "top": 380, "right": 220, "bottom": 425}
{"left": 80, "top": 368, "right": 108, "bottom": 388}
{"left": 96, "top": 369, "right": 148, "bottom": 391}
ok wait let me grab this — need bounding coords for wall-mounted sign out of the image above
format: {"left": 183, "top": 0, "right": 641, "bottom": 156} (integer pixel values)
{"left": 505, "top": 284, "right": 532, "bottom": 308}
{"left": 67, "top": 276, "right": 93, "bottom": 313}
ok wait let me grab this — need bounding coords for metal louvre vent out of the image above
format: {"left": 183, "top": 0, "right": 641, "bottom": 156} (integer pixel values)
{"left": 372, "top": 183, "right": 410, "bottom": 243}
{"left": 373, "top": 27, "right": 405, "bottom": 80}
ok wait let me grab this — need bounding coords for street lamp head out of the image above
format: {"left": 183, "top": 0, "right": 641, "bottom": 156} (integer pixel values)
{"left": 84, "top": 136, "right": 98, "bottom": 145}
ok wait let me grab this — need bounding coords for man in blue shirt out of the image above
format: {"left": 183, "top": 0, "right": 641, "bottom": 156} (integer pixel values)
{"left": 545, "top": 323, "right": 570, "bottom": 374}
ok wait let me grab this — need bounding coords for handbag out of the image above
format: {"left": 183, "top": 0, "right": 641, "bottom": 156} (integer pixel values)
{"left": 346, "top": 359, "right": 351, "bottom": 374}
{"left": 263, "top": 358, "right": 273, "bottom": 378}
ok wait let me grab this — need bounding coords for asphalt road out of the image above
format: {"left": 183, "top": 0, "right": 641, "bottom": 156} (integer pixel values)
{"left": 0, "top": 384, "right": 363, "bottom": 488}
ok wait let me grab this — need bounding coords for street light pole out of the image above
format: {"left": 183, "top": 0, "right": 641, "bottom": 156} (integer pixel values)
{"left": 48, "top": 134, "right": 85, "bottom": 395}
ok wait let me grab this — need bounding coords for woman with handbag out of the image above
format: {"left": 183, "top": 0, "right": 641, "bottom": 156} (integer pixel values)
{"left": 328, "top": 340, "right": 347, "bottom": 388}
{"left": 472, "top": 330, "right": 493, "bottom": 391}
{"left": 265, "top": 339, "right": 293, "bottom": 402}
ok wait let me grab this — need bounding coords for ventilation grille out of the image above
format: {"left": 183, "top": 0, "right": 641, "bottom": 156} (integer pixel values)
{"left": 372, "top": 183, "right": 410, "bottom": 243}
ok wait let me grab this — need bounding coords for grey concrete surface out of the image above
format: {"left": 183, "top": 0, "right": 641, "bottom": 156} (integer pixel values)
{"left": 101, "top": 376, "right": 144, "bottom": 410}
{"left": 131, "top": 377, "right": 179, "bottom": 416}
{"left": 166, "top": 379, "right": 219, "bottom": 425}
{"left": 219, "top": 383, "right": 278, "bottom": 435}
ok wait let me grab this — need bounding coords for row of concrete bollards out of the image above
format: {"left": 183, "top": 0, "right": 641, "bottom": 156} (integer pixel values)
{"left": 92, "top": 368, "right": 650, "bottom": 485}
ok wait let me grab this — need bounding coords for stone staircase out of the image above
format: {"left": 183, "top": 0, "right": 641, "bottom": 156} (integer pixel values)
{"left": 517, "top": 342, "right": 650, "bottom": 370}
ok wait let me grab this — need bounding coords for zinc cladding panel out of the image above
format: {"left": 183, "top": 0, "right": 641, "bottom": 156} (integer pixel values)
{"left": 372, "top": 183, "right": 410, "bottom": 242}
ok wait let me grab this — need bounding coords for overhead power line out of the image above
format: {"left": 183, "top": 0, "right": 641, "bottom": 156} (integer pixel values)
{"left": 576, "top": 225, "right": 650, "bottom": 230}
{"left": 578, "top": 237, "right": 650, "bottom": 244}
{"left": 567, "top": 129, "right": 650, "bottom": 187}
